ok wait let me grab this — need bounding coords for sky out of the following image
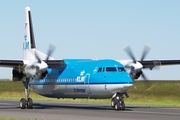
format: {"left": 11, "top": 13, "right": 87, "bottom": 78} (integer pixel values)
{"left": 0, "top": 0, "right": 180, "bottom": 80}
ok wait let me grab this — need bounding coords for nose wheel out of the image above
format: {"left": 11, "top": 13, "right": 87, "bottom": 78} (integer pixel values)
{"left": 111, "top": 93, "right": 125, "bottom": 110}
{"left": 114, "top": 101, "right": 125, "bottom": 110}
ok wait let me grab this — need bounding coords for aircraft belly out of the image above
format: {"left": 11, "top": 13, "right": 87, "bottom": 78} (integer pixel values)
{"left": 87, "top": 84, "right": 133, "bottom": 98}
{"left": 30, "top": 83, "right": 133, "bottom": 99}
{"left": 31, "top": 84, "right": 89, "bottom": 98}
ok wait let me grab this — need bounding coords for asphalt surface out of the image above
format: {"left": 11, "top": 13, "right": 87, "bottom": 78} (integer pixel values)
{"left": 0, "top": 100, "right": 180, "bottom": 120}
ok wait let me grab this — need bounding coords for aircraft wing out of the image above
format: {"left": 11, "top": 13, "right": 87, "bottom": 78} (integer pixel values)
{"left": 0, "top": 60, "right": 24, "bottom": 68}
{"left": 139, "top": 60, "right": 180, "bottom": 69}
{"left": 0, "top": 59, "right": 66, "bottom": 69}
{"left": 45, "top": 60, "right": 66, "bottom": 69}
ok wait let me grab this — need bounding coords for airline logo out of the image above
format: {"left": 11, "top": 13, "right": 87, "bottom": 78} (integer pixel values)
{"left": 24, "top": 35, "right": 27, "bottom": 40}
{"left": 76, "top": 70, "right": 85, "bottom": 82}
{"left": 23, "top": 41, "right": 29, "bottom": 49}
{"left": 76, "top": 70, "right": 90, "bottom": 82}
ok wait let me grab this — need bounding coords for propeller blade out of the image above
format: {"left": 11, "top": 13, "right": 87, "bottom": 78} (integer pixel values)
{"left": 140, "top": 44, "right": 151, "bottom": 62}
{"left": 141, "top": 71, "right": 150, "bottom": 87}
{"left": 34, "top": 51, "right": 41, "bottom": 63}
{"left": 124, "top": 46, "right": 136, "bottom": 63}
{"left": 141, "top": 71, "right": 148, "bottom": 80}
{"left": 46, "top": 44, "right": 56, "bottom": 62}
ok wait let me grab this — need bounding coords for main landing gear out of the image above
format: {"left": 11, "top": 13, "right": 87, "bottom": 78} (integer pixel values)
{"left": 111, "top": 93, "right": 128, "bottom": 110}
{"left": 19, "top": 78, "right": 33, "bottom": 109}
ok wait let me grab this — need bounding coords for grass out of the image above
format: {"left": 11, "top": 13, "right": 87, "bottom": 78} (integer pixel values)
{"left": 0, "top": 118, "right": 37, "bottom": 120}
{"left": 0, "top": 80, "right": 180, "bottom": 107}
{"left": 125, "top": 80, "right": 180, "bottom": 107}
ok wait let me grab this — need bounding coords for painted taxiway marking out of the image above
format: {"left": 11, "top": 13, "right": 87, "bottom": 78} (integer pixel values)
{"left": 0, "top": 103, "right": 11, "bottom": 105}
{"left": 0, "top": 102, "right": 15, "bottom": 105}
{"left": 118, "top": 110, "right": 180, "bottom": 116}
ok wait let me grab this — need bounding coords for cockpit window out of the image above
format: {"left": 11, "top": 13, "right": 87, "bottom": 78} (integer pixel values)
{"left": 102, "top": 67, "right": 105, "bottom": 72}
{"left": 106, "top": 67, "right": 117, "bottom": 72}
{"left": 118, "top": 67, "right": 126, "bottom": 72}
{"left": 98, "top": 67, "right": 102, "bottom": 72}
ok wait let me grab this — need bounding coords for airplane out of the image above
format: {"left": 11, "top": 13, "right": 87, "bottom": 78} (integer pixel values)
{"left": 1, "top": 7, "right": 180, "bottom": 111}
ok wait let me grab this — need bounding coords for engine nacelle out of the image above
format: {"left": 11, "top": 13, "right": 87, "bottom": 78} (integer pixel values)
{"left": 12, "top": 68, "right": 24, "bottom": 81}
{"left": 129, "top": 71, "right": 142, "bottom": 79}
{"left": 128, "top": 61, "right": 143, "bottom": 80}
{"left": 24, "top": 61, "right": 49, "bottom": 79}
{"left": 33, "top": 70, "right": 48, "bottom": 80}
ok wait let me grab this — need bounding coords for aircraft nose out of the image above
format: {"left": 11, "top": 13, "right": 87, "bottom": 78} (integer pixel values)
{"left": 129, "top": 77, "right": 134, "bottom": 84}
{"left": 122, "top": 76, "right": 134, "bottom": 91}
{"left": 124, "top": 75, "right": 134, "bottom": 84}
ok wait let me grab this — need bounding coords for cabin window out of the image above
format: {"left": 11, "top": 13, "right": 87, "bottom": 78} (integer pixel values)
{"left": 118, "top": 67, "right": 126, "bottom": 72}
{"left": 106, "top": 67, "right": 117, "bottom": 72}
{"left": 98, "top": 67, "right": 102, "bottom": 72}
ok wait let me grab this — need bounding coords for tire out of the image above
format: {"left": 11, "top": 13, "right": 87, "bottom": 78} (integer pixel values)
{"left": 121, "top": 102, "right": 125, "bottom": 110}
{"left": 27, "top": 98, "right": 33, "bottom": 109}
{"left": 19, "top": 98, "right": 26, "bottom": 109}
{"left": 114, "top": 102, "right": 120, "bottom": 111}
{"left": 111, "top": 98, "right": 115, "bottom": 108}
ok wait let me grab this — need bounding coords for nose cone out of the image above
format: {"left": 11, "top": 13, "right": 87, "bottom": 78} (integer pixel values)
{"left": 120, "top": 73, "right": 134, "bottom": 84}
{"left": 122, "top": 82, "right": 133, "bottom": 92}
{"left": 116, "top": 74, "right": 134, "bottom": 93}
{"left": 123, "top": 76, "right": 134, "bottom": 91}
{"left": 128, "top": 77, "right": 134, "bottom": 86}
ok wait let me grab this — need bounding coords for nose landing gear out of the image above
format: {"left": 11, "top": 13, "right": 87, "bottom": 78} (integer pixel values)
{"left": 111, "top": 93, "right": 126, "bottom": 110}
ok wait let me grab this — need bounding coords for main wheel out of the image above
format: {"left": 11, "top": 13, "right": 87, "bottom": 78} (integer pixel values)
{"left": 27, "top": 98, "right": 33, "bottom": 109}
{"left": 19, "top": 98, "right": 26, "bottom": 109}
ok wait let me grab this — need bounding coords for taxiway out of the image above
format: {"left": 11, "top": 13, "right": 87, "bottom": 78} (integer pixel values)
{"left": 0, "top": 100, "right": 180, "bottom": 120}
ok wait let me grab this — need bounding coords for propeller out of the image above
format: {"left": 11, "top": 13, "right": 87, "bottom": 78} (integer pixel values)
{"left": 25, "top": 44, "right": 56, "bottom": 79}
{"left": 35, "top": 44, "right": 56, "bottom": 64}
{"left": 124, "top": 45, "right": 151, "bottom": 82}
{"left": 124, "top": 45, "right": 151, "bottom": 64}
{"left": 45, "top": 44, "right": 56, "bottom": 62}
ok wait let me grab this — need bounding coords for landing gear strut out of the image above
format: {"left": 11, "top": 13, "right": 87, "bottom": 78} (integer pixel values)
{"left": 111, "top": 93, "right": 126, "bottom": 110}
{"left": 19, "top": 78, "right": 33, "bottom": 109}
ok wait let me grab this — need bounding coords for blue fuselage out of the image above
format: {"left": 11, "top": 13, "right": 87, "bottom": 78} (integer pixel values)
{"left": 30, "top": 59, "right": 133, "bottom": 99}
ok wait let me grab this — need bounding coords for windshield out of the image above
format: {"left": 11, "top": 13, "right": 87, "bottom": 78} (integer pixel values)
{"left": 106, "top": 67, "right": 117, "bottom": 72}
